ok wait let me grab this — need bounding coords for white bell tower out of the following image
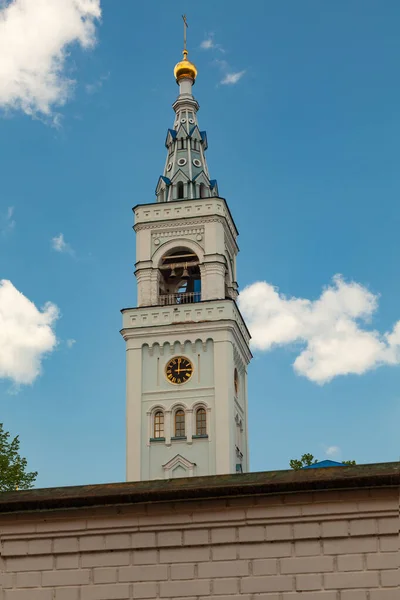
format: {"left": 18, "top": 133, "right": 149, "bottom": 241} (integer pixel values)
{"left": 121, "top": 25, "right": 252, "bottom": 482}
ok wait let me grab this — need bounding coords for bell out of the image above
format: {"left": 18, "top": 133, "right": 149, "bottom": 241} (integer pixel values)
{"left": 182, "top": 263, "right": 190, "bottom": 279}
{"left": 170, "top": 264, "right": 176, "bottom": 278}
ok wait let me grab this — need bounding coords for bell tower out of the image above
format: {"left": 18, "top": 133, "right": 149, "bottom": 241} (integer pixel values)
{"left": 121, "top": 19, "right": 252, "bottom": 481}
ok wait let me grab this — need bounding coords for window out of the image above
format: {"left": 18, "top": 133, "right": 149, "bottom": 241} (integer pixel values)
{"left": 154, "top": 411, "right": 164, "bottom": 438}
{"left": 234, "top": 368, "right": 239, "bottom": 397}
{"left": 200, "top": 183, "right": 207, "bottom": 198}
{"left": 177, "top": 181, "right": 184, "bottom": 199}
{"left": 196, "top": 407, "right": 207, "bottom": 436}
{"left": 159, "top": 189, "right": 164, "bottom": 202}
{"left": 175, "top": 409, "right": 185, "bottom": 437}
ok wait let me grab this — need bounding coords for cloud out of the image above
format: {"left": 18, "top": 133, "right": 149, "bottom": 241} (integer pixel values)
{"left": 51, "top": 233, "right": 74, "bottom": 256}
{"left": 239, "top": 275, "right": 400, "bottom": 384}
{"left": 200, "top": 38, "right": 215, "bottom": 50}
{"left": 0, "top": 280, "right": 59, "bottom": 385}
{"left": 202, "top": 38, "right": 244, "bottom": 85}
{"left": 66, "top": 338, "right": 76, "bottom": 349}
{"left": 221, "top": 70, "right": 246, "bottom": 85}
{"left": 213, "top": 59, "right": 246, "bottom": 86}
{"left": 85, "top": 71, "right": 110, "bottom": 95}
{"left": 200, "top": 34, "right": 224, "bottom": 52}
{"left": 0, "top": 0, "right": 101, "bottom": 120}
{"left": 0, "top": 206, "right": 15, "bottom": 236}
{"left": 325, "top": 446, "right": 340, "bottom": 457}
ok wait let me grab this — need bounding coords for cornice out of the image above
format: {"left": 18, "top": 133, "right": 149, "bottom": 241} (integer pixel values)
{"left": 135, "top": 216, "right": 239, "bottom": 255}
{"left": 133, "top": 197, "right": 239, "bottom": 238}
{"left": 121, "top": 319, "right": 252, "bottom": 364}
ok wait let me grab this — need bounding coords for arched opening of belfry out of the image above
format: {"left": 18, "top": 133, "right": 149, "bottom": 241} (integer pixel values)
{"left": 158, "top": 247, "right": 201, "bottom": 305}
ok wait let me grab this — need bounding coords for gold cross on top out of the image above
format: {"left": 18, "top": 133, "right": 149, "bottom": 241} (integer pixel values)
{"left": 182, "top": 14, "right": 188, "bottom": 53}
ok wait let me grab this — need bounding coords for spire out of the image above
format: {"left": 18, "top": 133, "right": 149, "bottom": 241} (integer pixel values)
{"left": 155, "top": 17, "right": 219, "bottom": 203}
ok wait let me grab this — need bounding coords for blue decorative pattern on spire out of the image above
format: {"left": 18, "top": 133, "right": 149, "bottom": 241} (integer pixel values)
{"left": 156, "top": 72, "right": 219, "bottom": 202}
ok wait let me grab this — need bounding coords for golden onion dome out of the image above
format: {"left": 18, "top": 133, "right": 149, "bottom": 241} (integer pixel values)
{"left": 174, "top": 50, "right": 198, "bottom": 84}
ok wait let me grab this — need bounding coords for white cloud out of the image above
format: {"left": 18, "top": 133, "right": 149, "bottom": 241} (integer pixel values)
{"left": 51, "top": 233, "right": 74, "bottom": 256}
{"left": 206, "top": 42, "right": 244, "bottom": 86}
{"left": 221, "top": 70, "right": 246, "bottom": 85}
{"left": 66, "top": 338, "right": 76, "bottom": 349}
{"left": 0, "top": 206, "right": 15, "bottom": 235}
{"left": 0, "top": 0, "right": 101, "bottom": 119}
{"left": 85, "top": 71, "right": 110, "bottom": 95}
{"left": 200, "top": 34, "right": 224, "bottom": 52}
{"left": 200, "top": 38, "right": 215, "bottom": 50}
{"left": 239, "top": 275, "right": 400, "bottom": 384}
{"left": 0, "top": 280, "right": 59, "bottom": 385}
{"left": 325, "top": 446, "right": 341, "bottom": 457}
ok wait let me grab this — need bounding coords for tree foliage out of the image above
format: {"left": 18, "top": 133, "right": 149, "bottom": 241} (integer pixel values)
{"left": 290, "top": 453, "right": 356, "bottom": 470}
{"left": 290, "top": 453, "right": 318, "bottom": 470}
{"left": 0, "top": 423, "right": 37, "bottom": 492}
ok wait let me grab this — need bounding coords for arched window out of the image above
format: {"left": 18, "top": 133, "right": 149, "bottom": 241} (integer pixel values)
{"left": 200, "top": 183, "right": 207, "bottom": 198}
{"left": 180, "top": 139, "right": 184, "bottom": 150}
{"left": 175, "top": 409, "right": 185, "bottom": 437}
{"left": 196, "top": 407, "right": 207, "bottom": 436}
{"left": 159, "top": 189, "right": 164, "bottom": 202}
{"left": 158, "top": 247, "right": 202, "bottom": 305}
{"left": 177, "top": 181, "right": 184, "bottom": 199}
{"left": 154, "top": 411, "right": 164, "bottom": 439}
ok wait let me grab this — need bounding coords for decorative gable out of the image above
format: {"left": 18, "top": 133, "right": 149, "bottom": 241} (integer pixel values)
{"left": 155, "top": 175, "right": 171, "bottom": 195}
{"left": 162, "top": 454, "right": 196, "bottom": 479}
{"left": 193, "top": 171, "right": 211, "bottom": 186}
{"left": 210, "top": 179, "right": 219, "bottom": 196}
{"left": 176, "top": 124, "right": 189, "bottom": 139}
{"left": 189, "top": 125, "right": 202, "bottom": 142}
{"left": 171, "top": 168, "right": 190, "bottom": 184}
{"left": 165, "top": 128, "right": 177, "bottom": 147}
{"left": 200, "top": 130, "right": 208, "bottom": 150}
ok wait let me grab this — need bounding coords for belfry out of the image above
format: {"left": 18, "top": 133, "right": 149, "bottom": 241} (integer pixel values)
{"left": 121, "top": 18, "right": 252, "bottom": 481}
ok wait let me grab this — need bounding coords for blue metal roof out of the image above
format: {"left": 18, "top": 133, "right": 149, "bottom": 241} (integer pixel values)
{"left": 210, "top": 179, "right": 217, "bottom": 189}
{"left": 303, "top": 460, "right": 346, "bottom": 469}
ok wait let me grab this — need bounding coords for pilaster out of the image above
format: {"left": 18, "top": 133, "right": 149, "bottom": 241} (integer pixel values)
{"left": 214, "top": 339, "right": 236, "bottom": 474}
{"left": 126, "top": 345, "right": 142, "bottom": 482}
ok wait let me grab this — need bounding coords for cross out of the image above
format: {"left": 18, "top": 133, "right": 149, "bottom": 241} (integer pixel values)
{"left": 182, "top": 14, "right": 188, "bottom": 52}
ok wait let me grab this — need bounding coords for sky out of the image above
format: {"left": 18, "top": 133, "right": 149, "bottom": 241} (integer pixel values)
{"left": 0, "top": 0, "right": 400, "bottom": 489}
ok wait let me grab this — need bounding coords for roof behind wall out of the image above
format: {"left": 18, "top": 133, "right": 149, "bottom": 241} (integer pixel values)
{"left": 0, "top": 462, "right": 398, "bottom": 515}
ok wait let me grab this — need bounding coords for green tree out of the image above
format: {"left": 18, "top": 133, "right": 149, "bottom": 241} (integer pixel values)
{"left": 290, "top": 453, "right": 356, "bottom": 470}
{"left": 0, "top": 423, "right": 37, "bottom": 492}
{"left": 290, "top": 453, "right": 318, "bottom": 470}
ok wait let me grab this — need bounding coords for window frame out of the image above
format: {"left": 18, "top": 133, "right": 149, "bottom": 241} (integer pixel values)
{"left": 234, "top": 368, "right": 239, "bottom": 397}
{"left": 153, "top": 410, "right": 165, "bottom": 440}
{"left": 177, "top": 181, "right": 184, "bottom": 199}
{"left": 195, "top": 407, "right": 207, "bottom": 436}
{"left": 174, "top": 408, "right": 186, "bottom": 438}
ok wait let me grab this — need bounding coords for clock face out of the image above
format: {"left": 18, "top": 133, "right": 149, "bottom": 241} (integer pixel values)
{"left": 165, "top": 356, "right": 193, "bottom": 385}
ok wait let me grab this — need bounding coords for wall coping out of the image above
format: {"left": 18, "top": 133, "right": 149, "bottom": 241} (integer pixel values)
{"left": 0, "top": 462, "right": 398, "bottom": 515}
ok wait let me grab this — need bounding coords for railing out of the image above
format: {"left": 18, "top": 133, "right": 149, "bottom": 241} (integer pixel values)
{"left": 159, "top": 292, "right": 201, "bottom": 306}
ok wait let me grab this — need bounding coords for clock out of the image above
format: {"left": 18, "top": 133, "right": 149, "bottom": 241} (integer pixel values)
{"left": 165, "top": 356, "right": 193, "bottom": 385}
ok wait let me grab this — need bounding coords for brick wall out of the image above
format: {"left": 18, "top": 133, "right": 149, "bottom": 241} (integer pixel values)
{"left": 0, "top": 487, "right": 398, "bottom": 599}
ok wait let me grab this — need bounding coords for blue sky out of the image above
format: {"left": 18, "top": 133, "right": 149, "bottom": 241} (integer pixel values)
{"left": 1, "top": 0, "right": 399, "bottom": 488}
